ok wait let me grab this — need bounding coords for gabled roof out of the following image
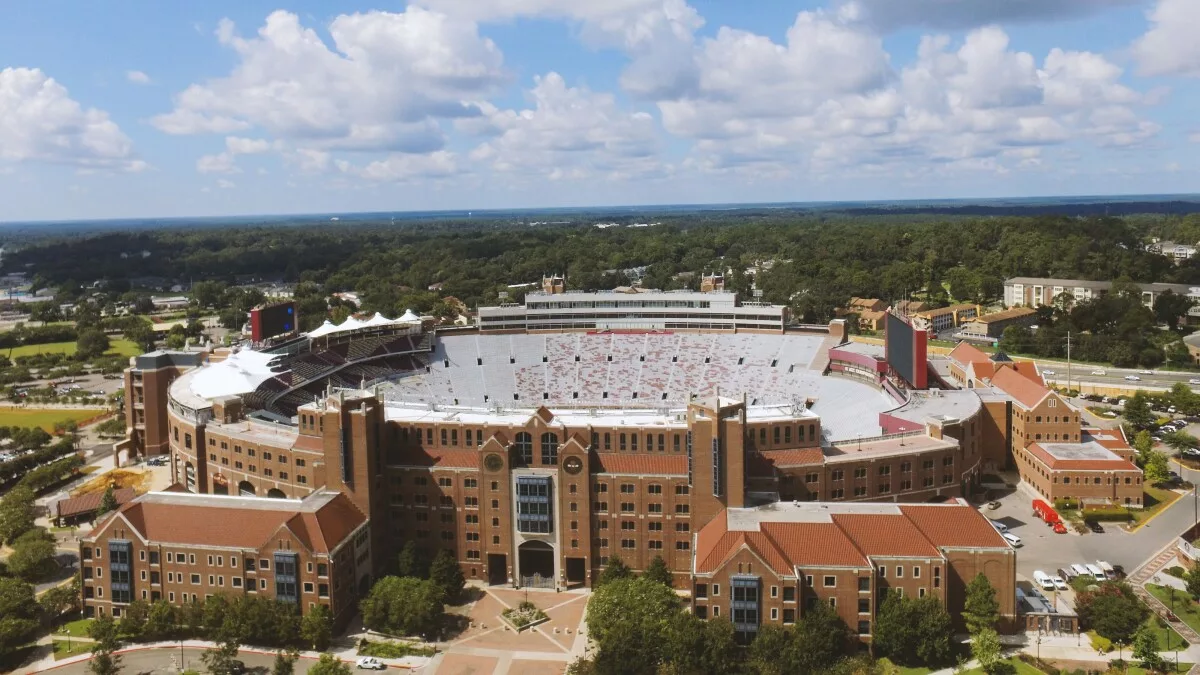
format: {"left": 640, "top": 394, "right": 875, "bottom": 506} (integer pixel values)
{"left": 55, "top": 488, "right": 137, "bottom": 519}
{"left": 694, "top": 500, "right": 1009, "bottom": 575}
{"left": 591, "top": 452, "right": 687, "bottom": 476}
{"left": 948, "top": 341, "right": 991, "bottom": 368}
{"left": 989, "top": 365, "right": 1052, "bottom": 409}
{"left": 93, "top": 490, "right": 366, "bottom": 554}
{"left": 752, "top": 448, "right": 825, "bottom": 470}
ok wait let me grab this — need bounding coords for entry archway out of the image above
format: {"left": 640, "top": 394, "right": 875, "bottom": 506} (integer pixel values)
{"left": 237, "top": 481, "right": 256, "bottom": 497}
{"left": 266, "top": 488, "right": 287, "bottom": 499}
{"left": 518, "top": 540, "right": 554, "bottom": 588}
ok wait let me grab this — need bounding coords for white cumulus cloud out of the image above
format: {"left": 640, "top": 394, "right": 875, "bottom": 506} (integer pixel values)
{"left": 126, "top": 70, "right": 152, "bottom": 85}
{"left": 1132, "top": 0, "right": 1200, "bottom": 77}
{"left": 466, "top": 73, "right": 662, "bottom": 181}
{"left": 196, "top": 136, "right": 275, "bottom": 173}
{"left": 0, "top": 67, "right": 142, "bottom": 171}
{"left": 152, "top": 8, "right": 506, "bottom": 153}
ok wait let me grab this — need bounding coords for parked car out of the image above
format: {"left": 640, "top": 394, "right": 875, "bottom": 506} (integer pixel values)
{"left": 1086, "top": 521, "right": 1104, "bottom": 534}
{"left": 1057, "top": 567, "right": 1076, "bottom": 581}
{"left": 989, "top": 520, "right": 1008, "bottom": 533}
{"left": 356, "top": 657, "right": 386, "bottom": 670}
{"left": 1002, "top": 532, "right": 1022, "bottom": 547}
{"left": 1051, "top": 575, "right": 1069, "bottom": 591}
{"left": 986, "top": 501, "right": 1001, "bottom": 510}
{"left": 1033, "top": 570, "right": 1055, "bottom": 590}
{"left": 230, "top": 661, "right": 247, "bottom": 675}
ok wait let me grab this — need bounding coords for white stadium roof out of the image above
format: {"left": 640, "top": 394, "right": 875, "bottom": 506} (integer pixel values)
{"left": 307, "top": 311, "right": 420, "bottom": 338}
{"left": 188, "top": 349, "right": 278, "bottom": 400}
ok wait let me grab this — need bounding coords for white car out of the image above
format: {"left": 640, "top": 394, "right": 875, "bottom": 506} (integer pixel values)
{"left": 1043, "top": 370, "right": 1056, "bottom": 376}
{"left": 989, "top": 520, "right": 1008, "bottom": 533}
{"left": 1002, "top": 532, "right": 1022, "bottom": 547}
{"left": 1190, "top": 379, "right": 1200, "bottom": 385}
{"left": 1140, "top": 369, "right": 1154, "bottom": 375}
{"left": 1092, "top": 369, "right": 1107, "bottom": 376}
{"left": 356, "top": 657, "right": 386, "bottom": 670}
{"left": 1125, "top": 375, "right": 1141, "bottom": 381}
{"left": 1051, "top": 576, "right": 1069, "bottom": 591}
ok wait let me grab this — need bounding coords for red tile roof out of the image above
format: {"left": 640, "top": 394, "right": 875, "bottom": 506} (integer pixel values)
{"left": 694, "top": 502, "right": 1008, "bottom": 575}
{"left": 106, "top": 491, "right": 366, "bottom": 554}
{"left": 949, "top": 342, "right": 991, "bottom": 367}
{"left": 900, "top": 505, "right": 1009, "bottom": 548}
{"left": 754, "top": 448, "right": 825, "bottom": 469}
{"left": 830, "top": 514, "right": 940, "bottom": 558}
{"left": 591, "top": 452, "right": 687, "bottom": 475}
{"left": 55, "top": 488, "right": 137, "bottom": 520}
{"left": 1008, "top": 362, "right": 1044, "bottom": 385}
{"left": 989, "top": 365, "right": 1052, "bottom": 409}
{"left": 761, "top": 521, "right": 867, "bottom": 567}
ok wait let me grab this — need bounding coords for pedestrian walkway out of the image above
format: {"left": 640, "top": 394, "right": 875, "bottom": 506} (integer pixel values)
{"left": 1129, "top": 543, "right": 1200, "bottom": 645}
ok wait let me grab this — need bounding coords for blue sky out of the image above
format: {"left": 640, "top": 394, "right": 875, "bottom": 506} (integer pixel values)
{"left": 1, "top": 0, "right": 1198, "bottom": 221}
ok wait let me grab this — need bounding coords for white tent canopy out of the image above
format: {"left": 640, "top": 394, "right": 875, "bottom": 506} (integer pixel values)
{"left": 305, "top": 312, "right": 413, "bottom": 339}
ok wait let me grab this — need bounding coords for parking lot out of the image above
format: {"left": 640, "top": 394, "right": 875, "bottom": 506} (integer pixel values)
{"left": 984, "top": 480, "right": 1171, "bottom": 582}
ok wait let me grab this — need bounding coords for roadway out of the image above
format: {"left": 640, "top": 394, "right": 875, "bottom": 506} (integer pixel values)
{"left": 1032, "top": 362, "right": 1200, "bottom": 391}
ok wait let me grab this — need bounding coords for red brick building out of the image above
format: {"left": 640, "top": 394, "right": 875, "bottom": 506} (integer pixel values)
{"left": 80, "top": 490, "right": 370, "bottom": 627}
{"left": 692, "top": 500, "right": 1016, "bottom": 643}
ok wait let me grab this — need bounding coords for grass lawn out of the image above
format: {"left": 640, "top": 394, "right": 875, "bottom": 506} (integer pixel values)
{"left": 1131, "top": 486, "right": 1183, "bottom": 526}
{"left": 875, "top": 658, "right": 935, "bottom": 674}
{"left": 52, "top": 640, "right": 92, "bottom": 660}
{"left": 4, "top": 338, "right": 141, "bottom": 359}
{"left": 0, "top": 407, "right": 106, "bottom": 432}
{"left": 961, "top": 658, "right": 1044, "bottom": 675}
{"left": 1146, "top": 584, "right": 1200, "bottom": 635}
{"left": 1140, "top": 613, "right": 1190, "bottom": 650}
{"left": 1127, "top": 665, "right": 1192, "bottom": 674}
{"left": 59, "top": 617, "right": 95, "bottom": 638}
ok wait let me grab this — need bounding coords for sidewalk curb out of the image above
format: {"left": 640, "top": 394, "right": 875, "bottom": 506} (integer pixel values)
{"left": 25, "top": 641, "right": 417, "bottom": 673}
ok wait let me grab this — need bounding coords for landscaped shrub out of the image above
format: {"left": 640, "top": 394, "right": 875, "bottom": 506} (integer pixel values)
{"left": 1167, "top": 566, "right": 1187, "bottom": 578}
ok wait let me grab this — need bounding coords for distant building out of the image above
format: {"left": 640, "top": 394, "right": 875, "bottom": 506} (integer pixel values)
{"left": 1004, "top": 277, "right": 1200, "bottom": 321}
{"left": 542, "top": 275, "right": 565, "bottom": 295}
{"left": 151, "top": 296, "right": 190, "bottom": 310}
{"left": 700, "top": 274, "right": 725, "bottom": 293}
{"left": 909, "top": 304, "right": 980, "bottom": 334}
{"left": 1147, "top": 240, "right": 1198, "bottom": 263}
{"left": 893, "top": 300, "right": 930, "bottom": 316}
{"left": 959, "top": 307, "right": 1038, "bottom": 340}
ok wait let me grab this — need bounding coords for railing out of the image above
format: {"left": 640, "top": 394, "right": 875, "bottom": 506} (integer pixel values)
{"left": 520, "top": 573, "right": 555, "bottom": 589}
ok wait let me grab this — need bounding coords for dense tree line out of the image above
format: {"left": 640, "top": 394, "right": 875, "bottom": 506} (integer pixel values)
{"left": 7, "top": 214, "right": 1192, "bottom": 326}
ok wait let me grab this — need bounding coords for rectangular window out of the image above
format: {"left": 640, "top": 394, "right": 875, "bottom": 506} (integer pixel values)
{"left": 108, "top": 541, "right": 134, "bottom": 604}
{"left": 823, "top": 576, "right": 836, "bottom": 587}
{"left": 274, "top": 552, "right": 299, "bottom": 603}
{"left": 515, "top": 476, "right": 553, "bottom": 534}
{"left": 731, "top": 576, "right": 761, "bottom": 644}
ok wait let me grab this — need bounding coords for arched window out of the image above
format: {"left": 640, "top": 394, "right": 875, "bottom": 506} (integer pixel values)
{"left": 515, "top": 432, "right": 534, "bottom": 465}
{"left": 541, "top": 432, "right": 559, "bottom": 465}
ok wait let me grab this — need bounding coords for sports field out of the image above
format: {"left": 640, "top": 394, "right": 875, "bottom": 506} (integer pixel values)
{"left": 0, "top": 407, "right": 107, "bottom": 431}
{"left": 4, "top": 339, "right": 142, "bottom": 359}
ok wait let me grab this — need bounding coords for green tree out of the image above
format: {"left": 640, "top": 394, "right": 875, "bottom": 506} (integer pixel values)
{"left": 88, "top": 614, "right": 123, "bottom": 675}
{"left": 40, "top": 576, "right": 82, "bottom": 619}
{"left": 7, "top": 527, "right": 57, "bottom": 581}
{"left": 119, "top": 600, "right": 150, "bottom": 640}
{"left": 300, "top": 604, "right": 333, "bottom": 651}
{"left": 143, "top": 599, "right": 179, "bottom": 641}
{"left": 76, "top": 329, "right": 111, "bottom": 360}
{"left": 97, "top": 484, "right": 119, "bottom": 517}
{"left": 873, "top": 590, "right": 955, "bottom": 667}
{"left": 0, "top": 577, "right": 39, "bottom": 659}
{"left": 1167, "top": 341, "right": 1193, "bottom": 369}
{"left": 587, "top": 576, "right": 682, "bottom": 674}
{"left": 962, "top": 573, "right": 1001, "bottom": 635}
{"left": 201, "top": 636, "right": 241, "bottom": 675}
{"left": 0, "top": 485, "right": 36, "bottom": 544}
{"left": 1134, "top": 430, "right": 1154, "bottom": 457}
{"left": 308, "top": 653, "right": 353, "bottom": 675}
{"left": 1123, "top": 392, "right": 1155, "bottom": 431}
{"left": 396, "top": 541, "right": 429, "bottom": 579}
{"left": 1154, "top": 290, "right": 1194, "bottom": 331}
{"left": 971, "top": 628, "right": 1007, "bottom": 675}
{"left": 1163, "top": 430, "right": 1198, "bottom": 454}
{"left": 359, "top": 576, "right": 444, "bottom": 638}
{"left": 1186, "top": 566, "right": 1200, "bottom": 601}
{"left": 596, "top": 554, "right": 633, "bottom": 587}
{"left": 1142, "top": 449, "right": 1171, "bottom": 485}
{"left": 1133, "top": 624, "right": 1167, "bottom": 673}
{"left": 272, "top": 648, "right": 299, "bottom": 675}
{"left": 428, "top": 549, "right": 466, "bottom": 602}
{"left": 643, "top": 555, "right": 673, "bottom": 587}
{"left": 1077, "top": 583, "right": 1146, "bottom": 644}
